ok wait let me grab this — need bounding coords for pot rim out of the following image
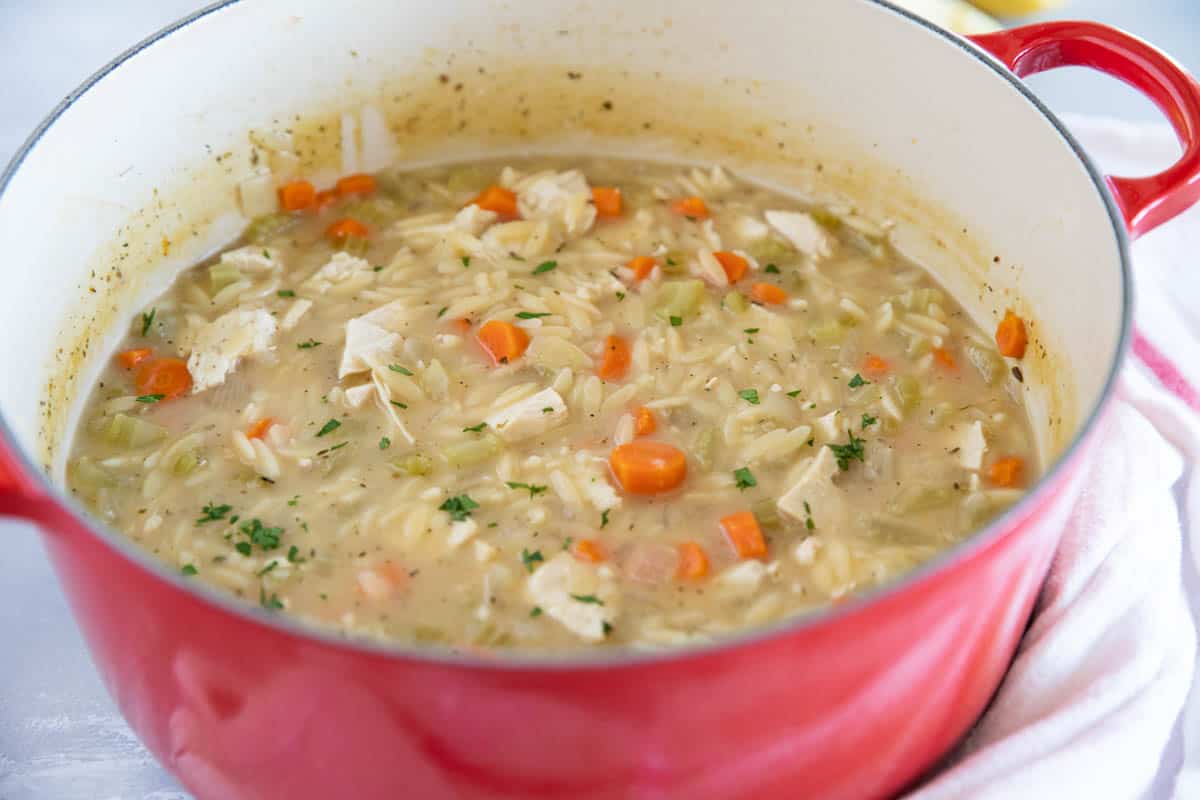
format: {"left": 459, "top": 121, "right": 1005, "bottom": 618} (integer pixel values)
{"left": 0, "top": 0, "right": 1133, "bottom": 671}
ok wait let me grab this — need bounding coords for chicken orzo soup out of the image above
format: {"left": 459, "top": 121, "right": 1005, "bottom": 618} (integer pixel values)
{"left": 67, "top": 158, "right": 1034, "bottom": 652}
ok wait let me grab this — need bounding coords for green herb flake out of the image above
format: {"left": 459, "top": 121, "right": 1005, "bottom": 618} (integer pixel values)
{"left": 373, "top": 265, "right": 384, "bottom": 272}
{"left": 239, "top": 518, "right": 283, "bottom": 550}
{"left": 316, "top": 418, "right": 341, "bottom": 437}
{"left": 787, "top": 389, "right": 802, "bottom": 398}
{"left": 462, "top": 422, "right": 488, "bottom": 433}
{"left": 436, "top": 306, "right": 448, "bottom": 318}
{"left": 297, "top": 339, "right": 322, "bottom": 349}
{"left": 616, "top": 291, "right": 626, "bottom": 302}
{"left": 257, "top": 561, "right": 278, "bottom": 577}
{"left": 563, "top": 536, "right": 574, "bottom": 551}
{"left": 739, "top": 388, "right": 761, "bottom": 405}
{"left": 136, "top": 394, "right": 164, "bottom": 404}
{"left": 603, "top": 621, "right": 614, "bottom": 636}
{"left": 235, "top": 541, "right": 252, "bottom": 557}
{"left": 532, "top": 260, "right": 558, "bottom": 275}
{"left": 439, "top": 494, "right": 479, "bottom": 522}
{"left": 277, "top": 289, "right": 295, "bottom": 298}
{"left": 542, "top": 407, "right": 554, "bottom": 414}
{"left": 316, "top": 441, "right": 349, "bottom": 456}
{"left": 506, "top": 481, "right": 548, "bottom": 498}
{"left": 388, "top": 364, "right": 414, "bottom": 376}
{"left": 601, "top": 509, "right": 610, "bottom": 528}
{"left": 861, "top": 413, "right": 878, "bottom": 429}
{"left": 828, "top": 433, "right": 867, "bottom": 471}
{"left": 140, "top": 308, "right": 156, "bottom": 337}
{"left": 848, "top": 373, "right": 869, "bottom": 388}
{"left": 259, "top": 585, "right": 284, "bottom": 610}
{"left": 571, "top": 593, "right": 604, "bottom": 605}
{"left": 287, "top": 545, "right": 305, "bottom": 563}
{"left": 733, "top": 466, "right": 757, "bottom": 490}
{"left": 529, "top": 606, "right": 543, "bottom": 618}
{"left": 804, "top": 500, "right": 815, "bottom": 531}
{"left": 744, "top": 328, "right": 760, "bottom": 334}
{"left": 196, "top": 502, "right": 232, "bottom": 525}
{"left": 461, "top": 256, "right": 471, "bottom": 268}
{"left": 287, "top": 495, "right": 300, "bottom": 507}
{"left": 764, "top": 263, "right": 781, "bottom": 274}
{"left": 390, "top": 400, "right": 408, "bottom": 410}
{"left": 515, "top": 311, "right": 550, "bottom": 319}
{"left": 521, "top": 548, "right": 544, "bottom": 572}
{"left": 669, "top": 315, "right": 683, "bottom": 327}
{"left": 181, "top": 564, "right": 198, "bottom": 576}
{"left": 379, "top": 437, "right": 391, "bottom": 450}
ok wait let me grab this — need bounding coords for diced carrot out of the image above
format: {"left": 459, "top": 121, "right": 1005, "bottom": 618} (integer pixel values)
{"left": 357, "top": 561, "right": 408, "bottom": 600}
{"left": 932, "top": 347, "right": 958, "bottom": 370}
{"left": 988, "top": 457, "right": 1024, "bottom": 488}
{"left": 669, "top": 196, "right": 709, "bottom": 219}
{"left": 335, "top": 173, "right": 376, "bottom": 197}
{"left": 633, "top": 406, "right": 656, "bottom": 437}
{"left": 750, "top": 283, "right": 787, "bottom": 305}
{"left": 676, "top": 541, "right": 710, "bottom": 580}
{"left": 627, "top": 255, "right": 658, "bottom": 282}
{"left": 862, "top": 354, "right": 891, "bottom": 380}
{"left": 135, "top": 358, "right": 192, "bottom": 400}
{"left": 314, "top": 189, "right": 338, "bottom": 212}
{"left": 995, "top": 310, "right": 1028, "bottom": 359}
{"left": 116, "top": 348, "right": 153, "bottom": 370}
{"left": 597, "top": 335, "right": 631, "bottom": 381}
{"left": 610, "top": 441, "right": 688, "bottom": 495}
{"left": 278, "top": 180, "right": 316, "bottom": 212}
{"left": 468, "top": 185, "right": 519, "bottom": 219}
{"left": 450, "top": 317, "right": 472, "bottom": 334}
{"left": 720, "top": 511, "right": 767, "bottom": 559}
{"left": 571, "top": 539, "right": 607, "bottom": 563}
{"left": 592, "top": 186, "right": 623, "bottom": 218}
{"left": 325, "top": 218, "right": 369, "bottom": 241}
{"left": 246, "top": 418, "right": 274, "bottom": 440}
{"left": 713, "top": 251, "right": 749, "bottom": 283}
{"left": 477, "top": 319, "right": 530, "bottom": 364}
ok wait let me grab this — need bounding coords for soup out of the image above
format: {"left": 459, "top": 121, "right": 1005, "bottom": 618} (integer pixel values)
{"left": 66, "top": 157, "right": 1034, "bottom": 652}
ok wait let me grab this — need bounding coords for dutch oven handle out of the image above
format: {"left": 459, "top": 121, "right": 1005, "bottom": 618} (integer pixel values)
{"left": 970, "top": 21, "right": 1200, "bottom": 239}
{"left": 0, "top": 435, "right": 58, "bottom": 525}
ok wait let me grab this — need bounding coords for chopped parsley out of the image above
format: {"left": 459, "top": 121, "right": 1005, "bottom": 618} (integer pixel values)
{"left": 521, "top": 548, "right": 544, "bottom": 572}
{"left": 240, "top": 518, "right": 283, "bottom": 551}
{"left": 287, "top": 495, "right": 299, "bottom": 507}
{"left": 563, "top": 536, "right": 574, "bottom": 551}
{"left": 804, "top": 500, "right": 815, "bottom": 530}
{"left": 787, "top": 389, "right": 802, "bottom": 398}
{"left": 287, "top": 545, "right": 305, "bottom": 563}
{"left": 603, "top": 621, "right": 614, "bottom": 636}
{"left": 530, "top": 606, "right": 544, "bottom": 618}
{"left": 739, "top": 388, "right": 761, "bottom": 405}
{"left": 257, "top": 561, "right": 278, "bottom": 577}
{"left": 140, "top": 308, "right": 156, "bottom": 337}
{"left": 373, "top": 265, "right": 384, "bottom": 272}
{"left": 532, "top": 260, "right": 558, "bottom": 275}
{"left": 733, "top": 466, "right": 757, "bottom": 490}
{"left": 542, "top": 407, "right": 554, "bottom": 414}
{"left": 848, "top": 373, "right": 869, "bottom": 388}
{"left": 390, "top": 400, "right": 408, "bottom": 410}
{"left": 259, "top": 586, "right": 284, "bottom": 610}
{"left": 764, "top": 263, "right": 781, "bottom": 274}
{"left": 379, "top": 437, "right": 391, "bottom": 450}
{"left": 516, "top": 311, "right": 550, "bottom": 319}
{"left": 601, "top": 509, "right": 611, "bottom": 528}
{"left": 316, "top": 441, "right": 349, "bottom": 456}
{"left": 388, "top": 364, "right": 414, "bottom": 376}
{"left": 180, "top": 564, "right": 198, "bottom": 576}
{"left": 462, "top": 422, "right": 488, "bottom": 433}
{"left": 439, "top": 494, "right": 479, "bottom": 521}
{"left": 315, "top": 418, "right": 341, "bottom": 437}
{"left": 277, "top": 289, "right": 295, "bottom": 298}
{"left": 136, "top": 394, "right": 164, "bottom": 404}
{"left": 571, "top": 593, "right": 604, "bottom": 605}
{"left": 196, "top": 502, "right": 232, "bottom": 525}
{"left": 744, "top": 328, "right": 760, "bottom": 334}
{"left": 828, "top": 433, "right": 867, "bottom": 471}
{"left": 297, "top": 339, "right": 322, "bottom": 349}
{"left": 616, "top": 291, "right": 626, "bottom": 302}
{"left": 235, "top": 541, "right": 252, "bottom": 556}
{"left": 861, "top": 413, "right": 878, "bottom": 428}
{"left": 461, "top": 256, "right": 471, "bottom": 268}
{"left": 506, "top": 481, "right": 548, "bottom": 498}
{"left": 437, "top": 306, "right": 448, "bottom": 318}
{"left": 669, "top": 315, "right": 683, "bottom": 327}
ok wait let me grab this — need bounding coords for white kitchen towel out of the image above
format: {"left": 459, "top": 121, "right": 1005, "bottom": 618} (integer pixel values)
{"left": 908, "top": 116, "right": 1200, "bottom": 800}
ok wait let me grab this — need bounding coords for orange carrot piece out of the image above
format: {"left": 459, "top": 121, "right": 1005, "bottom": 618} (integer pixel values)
{"left": 669, "top": 195, "right": 709, "bottom": 219}
{"left": 335, "top": 173, "right": 376, "bottom": 197}
{"left": 246, "top": 418, "right": 275, "bottom": 440}
{"left": 750, "top": 283, "right": 787, "bottom": 305}
{"left": 932, "top": 347, "right": 958, "bottom": 370}
{"left": 116, "top": 348, "right": 153, "bottom": 370}
{"left": 627, "top": 255, "right": 658, "bottom": 282}
{"left": 571, "top": 539, "right": 607, "bottom": 563}
{"left": 135, "top": 358, "right": 192, "bottom": 400}
{"left": 713, "top": 251, "right": 749, "bottom": 283}
{"left": 598, "top": 335, "right": 631, "bottom": 381}
{"left": 720, "top": 511, "right": 767, "bottom": 559}
{"left": 592, "top": 186, "right": 623, "bottom": 218}
{"left": 995, "top": 310, "right": 1028, "bottom": 359}
{"left": 325, "top": 218, "right": 369, "bottom": 241}
{"left": 313, "top": 189, "right": 338, "bottom": 212}
{"left": 988, "top": 457, "right": 1024, "bottom": 488}
{"left": 450, "top": 317, "right": 472, "bottom": 334}
{"left": 862, "top": 354, "right": 891, "bottom": 380}
{"left": 633, "top": 406, "right": 656, "bottom": 437}
{"left": 468, "top": 185, "right": 519, "bottom": 219}
{"left": 610, "top": 441, "right": 688, "bottom": 495}
{"left": 477, "top": 319, "right": 530, "bottom": 364}
{"left": 676, "top": 541, "right": 710, "bottom": 580}
{"left": 357, "top": 561, "right": 409, "bottom": 600}
{"left": 278, "top": 180, "right": 316, "bottom": 212}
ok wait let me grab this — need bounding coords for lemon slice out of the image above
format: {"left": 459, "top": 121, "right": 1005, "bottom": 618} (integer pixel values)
{"left": 889, "top": 0, "right": 1000, "bottom": 33}
{"left": 970, "top": 0, "right": 1066, "bottom": 16}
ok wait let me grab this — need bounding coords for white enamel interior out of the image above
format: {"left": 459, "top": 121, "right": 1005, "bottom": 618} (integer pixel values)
{"left": 0, "top": 0, "right": 1124, "bottom": 485}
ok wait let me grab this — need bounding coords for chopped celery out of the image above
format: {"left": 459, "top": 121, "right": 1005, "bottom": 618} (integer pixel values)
{"left": 964, "top": 342, "right": 1004, "bottom": 386}
{"left": 866, "top": 513, "right": 928, "bottom": 545}
{"left": 243, "top": 212, "right": 297, "bottom": 244}
{"left": 893, "top": 375, "right": 922, "bottom": 410}
{"left": 68, "top": 458, "right": 116, "bottom": 490}
{"left": 746, "top": 237, "right": 795, "bottom": 265}
{"left": 889, "top": 485, "right": 955, "bottom": 514}
{"left": 692, "top": 427, "right": 717, "bottom": 471}
{"left": 393, "top": 452, "right": 434, "bottom": 476}
{"left": 751, "top": 499, "right": 781, "bottom": 529}
{"left": 837, "top": 312, "right": 861, "bottom": 329}
{"left": 173, "top": 451, "right": 202, "bottom": 476}
{"left": 809, "top": 208, "right": 844, "bottom": 232}
{"left": 655, "top": 280, "right": 706, "bottom": 322}
{"left": 98, "top": 413, "right": 167, "bottom": 447}
{"left": 341, "top": 196, "right": 401, "bottom": 226}
{"left": 209, "top": 262, "right": 243, "bottom": 292}
{"left": 723, "top": 291, "right": 749, "bottom": 314}
{"left": 808, "top": 319, "right": 846, "bottom": 345}
{"left": 443, "top": 434, "right": 503, "bottom": 468}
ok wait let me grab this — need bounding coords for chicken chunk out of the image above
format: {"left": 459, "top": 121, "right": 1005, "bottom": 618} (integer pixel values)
{"left": 765, "top": 210, "right": 834, "bottom": 260}
{"left": 218, "top": 245, "right": 280, "bottom": 274}
{"left": 777, "top": 446, "right": 847, "bottom": 530}
{"left": 186, "top": 308, "right": 277, "bottom": 393}
{"left": 303, "top": 252, "right": 372, "bottom": 293}
{"left": 515, "top": 170, "right": 597, "bottom": 239}
{"left": 525, "top": 553, "right": 618, "bottom": 642}
{"left": 339, "top": 316, "right": 402, "bottom": 378}
{"left": 955, "top": 420, "right": 988, "bottom": 471}
{"left": 485, "top": 388, "right": 568, "bottom": 443}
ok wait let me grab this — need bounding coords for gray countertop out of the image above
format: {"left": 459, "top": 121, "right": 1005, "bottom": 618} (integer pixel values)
{"left": 1, "top": 2, "right": 1197, "bottom": 798}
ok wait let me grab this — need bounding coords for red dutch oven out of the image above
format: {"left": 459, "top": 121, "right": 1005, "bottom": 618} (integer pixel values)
{"left": 2, "top": 2, "right": 1199, "bottom": 798}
